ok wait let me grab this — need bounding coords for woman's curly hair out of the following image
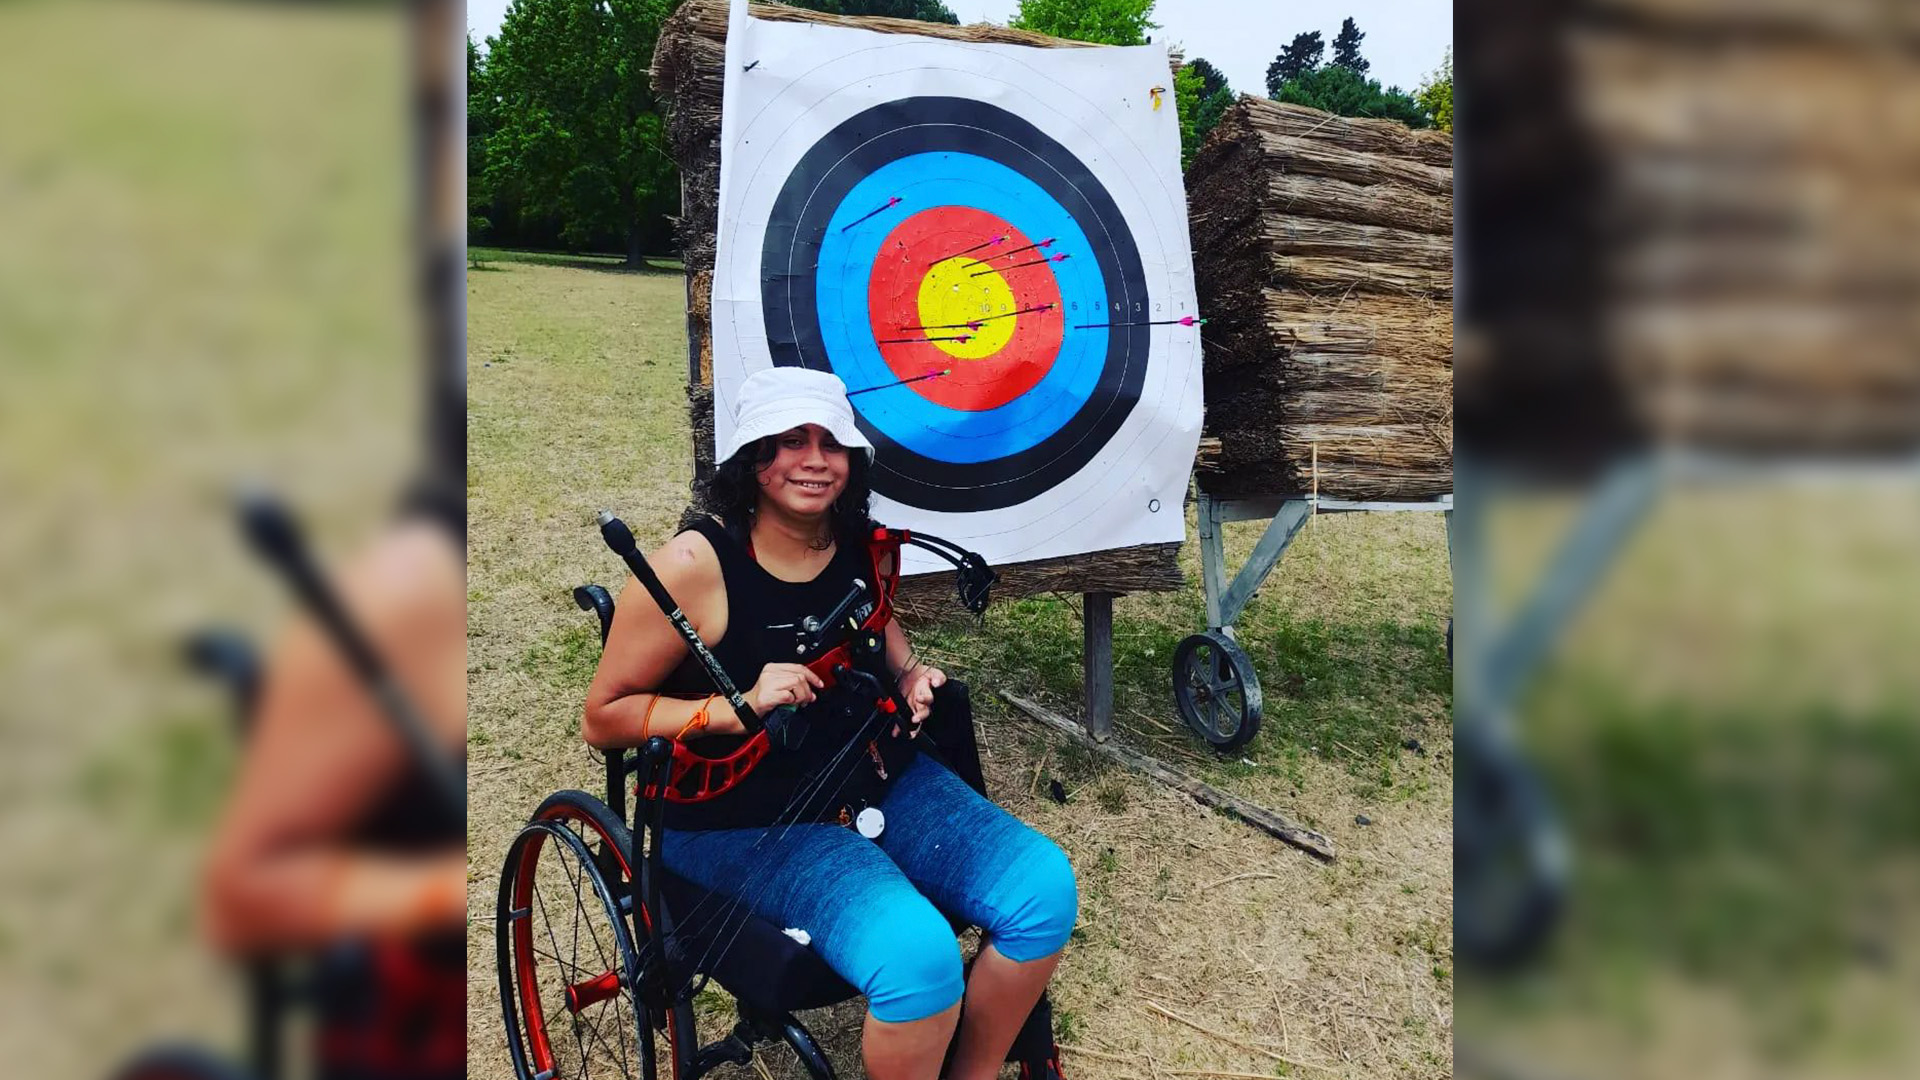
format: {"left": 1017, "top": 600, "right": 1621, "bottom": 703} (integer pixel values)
{"left": 704, "top": 434, "right": 874, "bottom": 550}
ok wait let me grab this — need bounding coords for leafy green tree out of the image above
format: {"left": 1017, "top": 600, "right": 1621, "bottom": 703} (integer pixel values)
{"left": 778, "top": 0, "right": 959, "bottom": 23}
{"left": 467, "top": 35, "right": 496, "bottom": 241}
{"left": 483, "top": 0, "right": 678, "bottom": 266}
{"left": 1273, "top": 63, "right": 1429, "bottom": 128}
{"left": 1176, "top": 57, "right": 1233, "bottom": 167}
{"left": 1265, "top": 31, "right": 1323, "bottom": 96}
{"left": 1331, "top": 17, "right": 1368, "bottom": 75}
{"left": 1174, "top": 64, "right": 1204, "bottom": 168}
{"left": 1011, "top": 0, "right": 1158, "bottom": 46}
{"left": 1415, "top": 47, "right": 1452, "bottom": 133}
{"left": 1187, "top": 56, "right": 1228, "bottom": 100}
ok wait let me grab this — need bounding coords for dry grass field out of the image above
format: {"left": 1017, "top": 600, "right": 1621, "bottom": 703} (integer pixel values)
{"left": 0, "top": 5, "right": 412, "bottom": 1075}
{"left": 464, "top": 250, "right": 1455, "bottom": 1079}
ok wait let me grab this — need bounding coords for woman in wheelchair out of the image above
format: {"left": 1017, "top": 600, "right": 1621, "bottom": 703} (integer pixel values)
{"left": 582, "top": 368, "right": 1077, "bottom": 1080}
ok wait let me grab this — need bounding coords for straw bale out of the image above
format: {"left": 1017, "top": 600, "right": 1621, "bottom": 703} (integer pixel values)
{"left": 1186, "top": 128, "right": 1451, "bottom": 236}
{"left": 1464, "top": 4, "right": 1920, "bottom": 459}
{"left": 654, "top": 0, "right": 1183, "bottom": 595}
{"left": 1236, "top": 97, "right": 1453, "bottom": 170}
{"left": 1187, "top": 99, "right": 1454, "bottom": 500}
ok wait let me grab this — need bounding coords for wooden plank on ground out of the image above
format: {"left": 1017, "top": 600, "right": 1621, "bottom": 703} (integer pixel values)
{"left": 1002, "top": 690, "right": 1335, "bottom": 862}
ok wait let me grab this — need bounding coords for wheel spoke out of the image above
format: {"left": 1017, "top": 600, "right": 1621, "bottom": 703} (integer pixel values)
{"left": 530, "top": 944, "right": 591, "bottom": 978}
{"left": 613, "top": 991, "right": 634, "bottom": 1078}
{"left": 572, "top": 1016, "right": 591, "bottom": 1080}
{"left": 533, "top": 865, "right": 572, "bottom": 989}
{"left": 581, "top": 1009, "right": 627, "bottom": 1075}
{"left": 1202, "top": 688, "right": 1223, "bottom": 738}
{"left": 569, "top": 838, "right": 586, "bottom": 992}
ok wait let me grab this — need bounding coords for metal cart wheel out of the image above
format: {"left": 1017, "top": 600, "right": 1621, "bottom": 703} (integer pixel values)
{"left": 1171, "top": 630, "right": 1264, "bottom": 752}
{"left": 1456, "top": 721, "right": 1567, "bottom": 969}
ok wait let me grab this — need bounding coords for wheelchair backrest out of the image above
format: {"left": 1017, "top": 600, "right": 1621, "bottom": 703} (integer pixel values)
{"left": 574, "top": 583, "right": 642, "bottom": 822}
{"left": 573, "top": 583, "right": 616, "bottom": 645}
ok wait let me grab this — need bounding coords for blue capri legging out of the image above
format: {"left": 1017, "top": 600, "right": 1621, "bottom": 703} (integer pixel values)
{"left": 659, "top": 753, "right": 1078, "bottom": 1022}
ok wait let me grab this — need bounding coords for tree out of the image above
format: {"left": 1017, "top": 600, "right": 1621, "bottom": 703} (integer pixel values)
{"left": 1265, "top": 31, "right": 1323, "bottom": 96}
{"left": 1174, "top": 64, "right": 1205, "bottom": 168}
{"left": 483, "top": 0, "right": 679, "bottom": 266}
{"left": 1331, "top": 16, "right": 1368, "bottom": 75}
{"left": 1415, "top": 47, "right": 1452, "bottom": 133}
{"left": 1011, "top": 0, "right": 1158, "bottom": 47}
{"left": 467, "top": 35, "right": 494, "bottom": 241}
{"left": 778, "top": 0, "right": 959, "bottom": 23}
{"left": 1187, "top": 56, "right": 1229, "bottom": 101}
{"left": 1176, "top": 57, "right": 1234, "bottom": 167}
{"left": 1272, "top": 63, "right": 1430, "bottom": 128}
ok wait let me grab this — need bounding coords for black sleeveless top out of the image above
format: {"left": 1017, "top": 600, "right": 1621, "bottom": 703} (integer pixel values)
{"left": 656, "top": 516, "right": 914, "bottom": 831}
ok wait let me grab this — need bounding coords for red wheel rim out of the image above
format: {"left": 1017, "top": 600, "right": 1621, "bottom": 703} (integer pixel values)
{"left": 507, "top": 805, "right": 680, "bottom": 1080}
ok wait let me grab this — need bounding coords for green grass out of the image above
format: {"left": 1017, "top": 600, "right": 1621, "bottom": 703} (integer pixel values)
{"left": 1464, "top": 491, "right": 1920, "bottom": 1070}
{"left": 468, "top": 245, "right": 684, "bottom": 274}
{"left": 909, "top": 511, "right": 1453, "bottom": 806}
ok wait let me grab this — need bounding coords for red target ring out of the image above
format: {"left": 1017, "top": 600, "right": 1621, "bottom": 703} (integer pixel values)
{"left": 866, "top": 206, "right": 1063, "bottom": 412}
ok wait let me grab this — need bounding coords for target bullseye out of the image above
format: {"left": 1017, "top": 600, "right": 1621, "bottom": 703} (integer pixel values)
{"left": 916, "top": 258, "right": 1014, "bottom": 360}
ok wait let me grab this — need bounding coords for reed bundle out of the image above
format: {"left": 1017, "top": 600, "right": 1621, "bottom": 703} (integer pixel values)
{"left": 1463, "top": 3, "right": 1920, "bottom": 459}
{"left": 1186, "top": 97, "right": 1454, "bottom": 500}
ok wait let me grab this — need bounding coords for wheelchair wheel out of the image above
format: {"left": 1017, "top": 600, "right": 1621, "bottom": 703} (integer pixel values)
{"left": 498, "top": 790, "right": 693, "bottom": 1080}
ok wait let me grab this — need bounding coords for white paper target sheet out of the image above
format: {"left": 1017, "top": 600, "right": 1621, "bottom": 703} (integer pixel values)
{"left": 710, "top": 0, "right": 1202, "bottom": 573}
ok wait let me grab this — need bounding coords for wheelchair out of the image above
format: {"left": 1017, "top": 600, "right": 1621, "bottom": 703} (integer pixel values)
{"left": 114, "top": 495, "right": 464, "bottom": 1080}
{"left": 493, "top": 513, "right": 1064, "bottom": 1080}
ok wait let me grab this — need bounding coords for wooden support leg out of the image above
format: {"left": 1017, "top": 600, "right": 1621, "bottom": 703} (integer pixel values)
{"left": 1196, "top": 491, "right": 1227, "bottom": 632}
{"left": 1082, "top": 591, "right": 1114, "bottom": 742}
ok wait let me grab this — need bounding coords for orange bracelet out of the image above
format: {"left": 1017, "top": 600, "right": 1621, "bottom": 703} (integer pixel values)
{"left": 673, "top": 695, "right": 717, "bottom": 742}
{"left": 402, "top": 866, "right": 467, "bottom": 934}
{"left": 641, "top": 693, "right": 664, "bottom": 738}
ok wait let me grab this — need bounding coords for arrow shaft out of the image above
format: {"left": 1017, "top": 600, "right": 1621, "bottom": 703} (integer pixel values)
{"left": 901, "top": 304, "right": 1053, "bottom": 331}
{"left": 935, "top": 235, "right": 1006, "bottom": 262}
{"left": 983, "top": 240, "right": 1044, "bottom": 260}
{"left": 1071, "top": 318, "right": 1199, "bottom": 329}
{"left": 972, "top": 256, "right": 1057, "bottom": 276}
{"left": 840, "top": 198, "right": 901, "bottom": 233}
{"left": 847, "top": 370, "right": 951, "bottom": 396}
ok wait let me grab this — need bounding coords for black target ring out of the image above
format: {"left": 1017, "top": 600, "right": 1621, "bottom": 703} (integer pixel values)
{"left": 761, "top": 96, "right": 1151, "bottom": 512}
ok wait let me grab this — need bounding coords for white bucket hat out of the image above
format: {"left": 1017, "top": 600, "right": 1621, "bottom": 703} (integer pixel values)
{"left": 721, "top": 367, "right": 875, "bottom": 463}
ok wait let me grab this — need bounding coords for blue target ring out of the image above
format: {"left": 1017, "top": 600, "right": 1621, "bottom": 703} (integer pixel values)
{"left": 815, "top": 153, "right": 1108, "bottom": 464}
{"left": 762, "top": 97, "right": 1150, "bottom": 512}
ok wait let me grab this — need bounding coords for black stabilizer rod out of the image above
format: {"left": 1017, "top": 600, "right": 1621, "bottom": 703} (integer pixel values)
{"left": 596, "top": 510, "right": 765, "bottom": 734}
{"left": 236, "top": 492, "right": 465, "bottom": 818}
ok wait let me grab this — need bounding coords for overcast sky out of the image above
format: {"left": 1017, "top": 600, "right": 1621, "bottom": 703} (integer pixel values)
{"left": 467, "top": 1, "right": 1452, "bottom": 97}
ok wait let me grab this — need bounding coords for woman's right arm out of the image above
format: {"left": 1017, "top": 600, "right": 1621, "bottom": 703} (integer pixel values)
{"left": 582, "top": 531, "right": 732, "bottom": 747}
{"left": 580, "top": 532, "right": 823, "bottom": 747}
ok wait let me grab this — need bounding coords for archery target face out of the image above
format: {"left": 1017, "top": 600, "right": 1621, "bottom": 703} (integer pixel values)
{"left": 713, "top": 8, "right": 1201, "bottom": 572}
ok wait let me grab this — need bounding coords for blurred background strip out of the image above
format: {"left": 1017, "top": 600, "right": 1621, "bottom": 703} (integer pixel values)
{"left": 1458, "top": 0, "right": 1920, "bottom": 1076}
{"left": 0, "top": 1, "right": 466, "bottom": 1077}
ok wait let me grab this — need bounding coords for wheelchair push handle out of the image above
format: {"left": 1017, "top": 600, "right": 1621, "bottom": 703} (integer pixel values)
{"left": 234, "top": 489, "right": 465, "bottom": 818}
{"left": 597, "top": 510, "right": 765, "bottom": 736}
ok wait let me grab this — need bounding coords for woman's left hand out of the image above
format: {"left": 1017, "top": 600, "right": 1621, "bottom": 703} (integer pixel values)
{"left": 897, "top": 665, "right": 946, "bottom": 732}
